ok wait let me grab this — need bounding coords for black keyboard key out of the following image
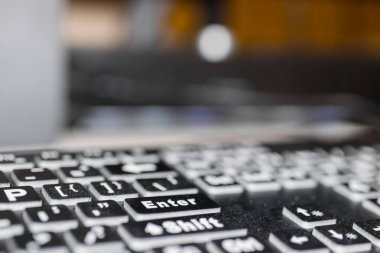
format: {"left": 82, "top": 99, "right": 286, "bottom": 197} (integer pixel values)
{"left": 209, "top": 236, "right": 271, "bottom": 253}
{"left": 117, "top": 215, "right": 247, "bottom": 251}
{"left": 42, "top": 183, "right": 91, "bottom": 206}
{"left": 0, "top": 210, "right": 24, "bottom": 239}
{"left": 119, "top": 148, "right": 160, "bottom": 164}
{"left": 64, "top": 226, "right": 125, "bottom": 253}
{"left": 0, "top": 153, "right": 34, "bottom": 172}
{"left": 334, "top": 180, "right": 379, "bottom": 202}
{"left": 152, "top": 243, "right": 209, "bottom": 253}
{"left": 236, "top": 171, "right": 281, "bottom": 193}
{"left": 101, "top": 162, "right": 176, "bottom": 182}
{"left": 78, "top": 149, "right": 119, "bottom": 167}
{"left": 23, "top": 205, "right": 79, "bottom": 233}
{"left": 11, "top": 168, "right": 59, "bottom": 187}
{"left": 312, "top": 224, "right": 371, "bottom": 253}
{"left": 57, "top": 165, "right": 104, "bottom": 185}
{"left": 124, "top": 193, "right": 220, "bottom": 221}
{"left": 174, "top": 159, "right": 220, "bottom": 179}
{"left": 133, "top": 175, "right": 198, "bottom": 197}
{"left": 362, "top": 198, "right": 380, "bottom": 217}
{"left": 35, "top": 150, "right": 78, "bottom": 169}
{"left": 89, "top": 180, "right": 138, "bottom": 202}
{"left": 194, "top": 174, "right": 243, "bottom": 195}
{"left": 6, "top": 232, "right": 68, "bottom": 253}
{"left": 353, "top": 220, "right": 380, "bottom": 248}
{"left": 75, "top": 200, "right": 129, "bottom": 226}
{"left": 269, "top": 229, "right": 328, "bottom": 253}
{"left": 282, "top": 205, "right": 336, "bottom": 230}
{"left": 0, "top": 186, "right": 42, "bottom": 210}
{"left": 278, "top": 169, "right": 317, "bottom": 190}
{"left": 0, "top": 171, "right": 10, "bottom": 188}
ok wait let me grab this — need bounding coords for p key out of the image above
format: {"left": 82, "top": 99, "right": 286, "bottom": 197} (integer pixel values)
{"left": 75, "top": 200, "right": 129, "bottom": 227}
{"left": 124, "top": 193, "right": 220, "bottom": 221}
{"left": 0, "top": 186, "right": 42, "bottom": 211}
{"left": 23, "top": 205, "right": 79, "bottom": 233}
{"left": 42, "top": 183, "right": 91, "bottom": 206}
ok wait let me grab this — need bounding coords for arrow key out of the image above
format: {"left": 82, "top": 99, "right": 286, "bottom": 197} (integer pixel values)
{"left": 282, "top": 205, "right": 336, "bottom": 230}
{"left": 353, "top": 220, "right": 380, "bottom": 248}
{"left": 334, "top": 180, "right": 380, "bottom": 202}
{"left": 362, "top": 198, "right": 380, "bottom": 217}
{"left": 312, "top": 225, "right": 371, "bottom": 253}
{"left": 269, "top": 229, "right": 328, "bottom": 253}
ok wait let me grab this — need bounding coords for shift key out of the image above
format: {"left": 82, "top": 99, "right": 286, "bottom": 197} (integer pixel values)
{"left": 124, "top": 194, "right": 221, "bottom": 221}
{"left": 117, "top": 215, "right": 247, "bottom": 251}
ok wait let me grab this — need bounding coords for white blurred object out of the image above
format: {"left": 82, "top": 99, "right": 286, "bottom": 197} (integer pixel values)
{"left": 0, "top": 0, "right": 66, "bottom": 145}
{"left": 197, "top": 24, "right": 234, "bottom": 62}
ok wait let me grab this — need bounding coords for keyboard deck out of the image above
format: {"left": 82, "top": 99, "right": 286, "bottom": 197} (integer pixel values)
{"left": 0, "top": 142, "right": 379, "bottom": 252}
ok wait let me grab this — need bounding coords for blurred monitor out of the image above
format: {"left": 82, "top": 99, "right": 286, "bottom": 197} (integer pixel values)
{"left": 67, "top": 0, "right": 380, "bottom": 111}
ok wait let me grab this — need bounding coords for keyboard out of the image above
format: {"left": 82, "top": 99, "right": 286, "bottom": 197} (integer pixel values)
{"left": 0, "top": 142, "right": 380, "bottom": 252}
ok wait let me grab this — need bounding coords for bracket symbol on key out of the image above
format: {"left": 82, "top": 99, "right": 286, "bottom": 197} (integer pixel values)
{"left": 112, "top": 181, "right": 122, "bottom": 190}
{"left": 69, "top": 184, "right": 78, "bottom": 193}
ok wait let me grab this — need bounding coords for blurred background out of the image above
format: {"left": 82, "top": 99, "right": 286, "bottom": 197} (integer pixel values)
{"left": 3, "top": 0, "right": 380, "bottom": 147}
